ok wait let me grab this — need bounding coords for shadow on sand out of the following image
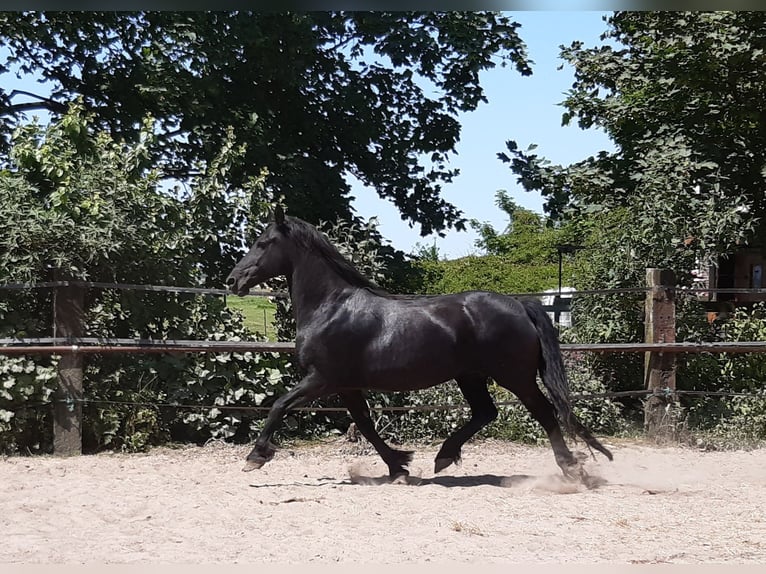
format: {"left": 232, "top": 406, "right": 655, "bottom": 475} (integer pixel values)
{"left": 248, "top": 468, "right": 608, "bottom": 492}
{"left": 347, "top": 470, "right": 607, "bottom": 492}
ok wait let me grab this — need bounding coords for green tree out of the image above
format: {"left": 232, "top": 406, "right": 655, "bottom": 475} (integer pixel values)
{"left": 0, "top": 11, "right": 531, "bottom": 237}
{"left": 470, "top": 189, "right": 577, "bottom": 265}
{"left": 1, "top": 101, "right": 265, "bottom": 287}
{"left": 501, "top": 11, "right": 761, "bottom": 278}
{"left": 0, "top": 106, "right": 293, "bottom": 453}
{"left": 404, "top": 191, "right": 576, "bottom": 297}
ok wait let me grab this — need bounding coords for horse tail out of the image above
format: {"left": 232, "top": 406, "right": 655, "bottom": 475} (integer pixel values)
{"left": 520, "top": 298, "right": 613, "bottom": 461}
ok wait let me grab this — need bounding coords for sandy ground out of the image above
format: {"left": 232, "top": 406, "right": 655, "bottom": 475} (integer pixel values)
{"left": 1, "top": 437, "right": 765, "bottom": 564}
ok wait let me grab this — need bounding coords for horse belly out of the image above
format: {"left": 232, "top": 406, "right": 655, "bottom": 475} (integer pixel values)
{"left": 358, "top": 335, "right": 464, "bottom": 392}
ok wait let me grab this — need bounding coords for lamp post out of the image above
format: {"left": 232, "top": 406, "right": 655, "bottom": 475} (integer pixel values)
{"left": 555, "top": 244, "right": 583, "bottom": 295}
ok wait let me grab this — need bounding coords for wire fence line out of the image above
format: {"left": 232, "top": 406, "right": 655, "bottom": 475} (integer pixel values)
{"left": 0, "top": 279, "right": 286, "bottom": 299}
{"left": 7, "top": 387, "right": 761, "bottom": 417}
{"left": 3, "top": 337, "right": 766, "bottom": 355}
{"left": 5, "top": 279, "right": 766, "bottom": 298}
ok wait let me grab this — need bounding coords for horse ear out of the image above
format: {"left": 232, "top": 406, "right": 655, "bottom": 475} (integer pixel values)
{"left": 274, "top": 204, "right": 285, "bottom": 225}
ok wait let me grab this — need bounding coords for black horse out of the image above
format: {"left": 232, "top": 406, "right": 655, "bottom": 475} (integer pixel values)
{"left": 226, "top": 207, "right": 612, "bottom": 482}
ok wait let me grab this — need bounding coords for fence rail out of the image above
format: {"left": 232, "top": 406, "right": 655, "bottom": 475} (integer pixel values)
{"left": 11, "top": 387, "right": 760, "bottom": 417}
{"left": 0, "top": 338, "right": 295, "bottom": 354}
{"left": 2, "top": 337, "right": 766, "bottom": 355}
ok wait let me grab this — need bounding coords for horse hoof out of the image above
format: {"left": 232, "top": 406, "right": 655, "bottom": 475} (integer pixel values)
{"left": 561, "top": 462, "right": 585, "bottom": 482}
{"left": 242, "top": 459, "right": 265, "bottom": 472}
{"left": 434, "top": 457, "right": 455, "bottom": 474}
{"left": 390, "top": 472, "right": 410, "bottom": 485}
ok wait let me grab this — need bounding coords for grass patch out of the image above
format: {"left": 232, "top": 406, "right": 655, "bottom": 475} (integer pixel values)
{"left": 226, "top": 296, "right": 278, "bottom": 340}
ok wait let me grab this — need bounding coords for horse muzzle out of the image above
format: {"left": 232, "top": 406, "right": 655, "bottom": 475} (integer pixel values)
{"left": 225, "top": 273, "right": 250, "bottom": 297}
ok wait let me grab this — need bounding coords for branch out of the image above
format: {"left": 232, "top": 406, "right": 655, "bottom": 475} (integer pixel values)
{"left": 159, "top": 169, "right": 204, "bottom": 180}
{"left": 1, "top": 101, "right": 68, "bottom": 115}
{"left": 9, "top": 89, "right": 67, "bottom": 108}
{"left": 4, "top": 90, "right": 68, "bottom": 114}
{"left": 324, "top": 34, "right": 357, "bottom": 53}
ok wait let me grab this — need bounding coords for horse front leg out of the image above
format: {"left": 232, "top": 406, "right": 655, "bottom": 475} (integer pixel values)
{"left": 339, "top": 390, "right": 413, "bottom": 479}
{"left": 243, "top": 370, "right": 326, "bottom": 471}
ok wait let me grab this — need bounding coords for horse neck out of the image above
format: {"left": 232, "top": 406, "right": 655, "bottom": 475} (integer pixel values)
{"left": 287, "top": 249, "right": 355, "bottom": 327}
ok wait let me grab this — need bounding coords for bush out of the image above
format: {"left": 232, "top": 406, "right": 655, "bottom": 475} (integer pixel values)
{"left": 0, "top": 286, "right": 297, "bottom": 454}
{"left": 414, "top": 256, "right": 565, "bottom": 295}
{"left": 79, "top": 292, "right": 295, "bottom": 452}
{"left": 0, "top": 291, "right": 59, "bottom": 454}
{"left": 363, "top": 353, "right": 626, "bottom": 446}
{"left": 0, "top": 354, "right": 57, "bottom": 455}
{"left": 682, "top": 302, "right": 766, "bottom": 446}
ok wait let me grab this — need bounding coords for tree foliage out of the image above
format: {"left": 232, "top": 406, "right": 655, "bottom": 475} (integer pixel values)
{"left": 0, "top": 11, "right": 531, "bottom": 236}
{"left": 0, "top": 107, "right": 297, "bottom": 453}
{"left": 470, "top": 189, "right": 578, "bottom": 265}
{"left": 494, "top": 12, "right": 766, "bottom": 394}
{"left": 415, "top": 256, "right": 561, "bottom": 295}
{"left": 0, "top": 102, "right": 261, "bottom": 287}
{"left": 501, "top": 11, "right": 763, "bottom": 277}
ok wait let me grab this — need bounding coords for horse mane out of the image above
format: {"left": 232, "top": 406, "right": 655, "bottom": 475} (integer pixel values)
{"left": 283, "top": 216, "right": 388, "bottom": 294}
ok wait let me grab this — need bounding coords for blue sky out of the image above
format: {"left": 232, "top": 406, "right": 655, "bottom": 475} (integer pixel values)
{"left": 352, "top": 11, "right": 616, "bottom": 258}
{"left": 1, "top": 11, "right": 616, "bottom": 259}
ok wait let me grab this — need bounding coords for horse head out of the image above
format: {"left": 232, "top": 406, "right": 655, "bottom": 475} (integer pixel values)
{"left": 226, "top": 205, "right": 291, "bottom": 296}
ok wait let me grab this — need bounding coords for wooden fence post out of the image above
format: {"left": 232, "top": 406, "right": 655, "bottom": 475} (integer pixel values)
{"left": 53, "top": 279, "right": 86, "bottom": 456}
{"left": 644, "top": 268, "right": 677, "bottom": 439}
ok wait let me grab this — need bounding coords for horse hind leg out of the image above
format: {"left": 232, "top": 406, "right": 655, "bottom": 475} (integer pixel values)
{"left": 493, "top": 372, "right": 585, "bottom": 482}
{"left": 339, "top": 390, "right": 413, "bottom": 479}
{"left": 434, "top": 375, "right": 497, "bottom": 474}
